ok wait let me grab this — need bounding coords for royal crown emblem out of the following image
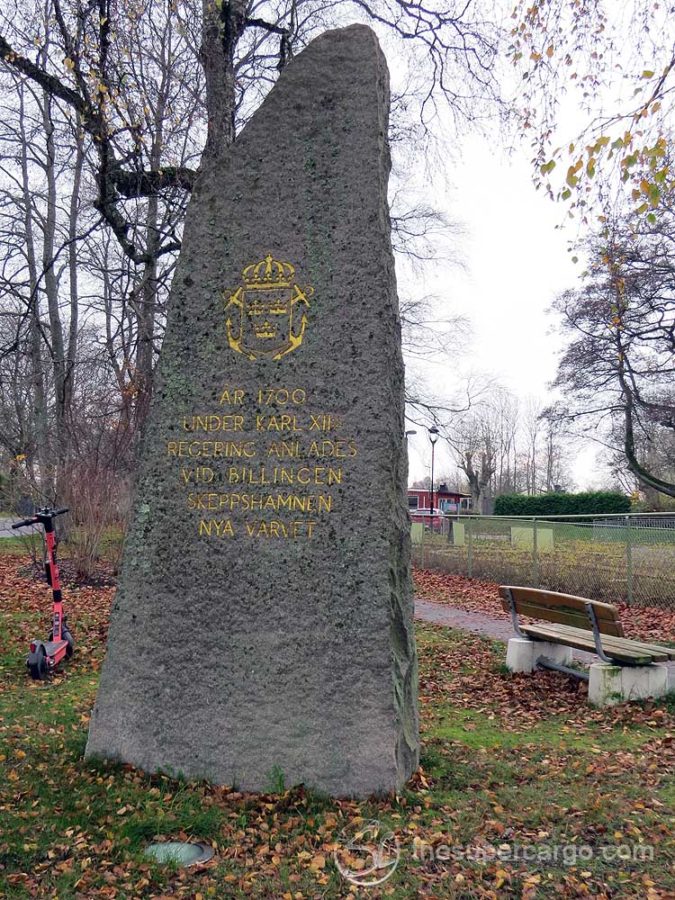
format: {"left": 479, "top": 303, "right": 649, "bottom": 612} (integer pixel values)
{"left": 224, "top": 254, "right": 313, "bottom": 361}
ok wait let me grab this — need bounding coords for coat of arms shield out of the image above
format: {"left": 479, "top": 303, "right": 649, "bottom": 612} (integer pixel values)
{"left": 224, "top": 255, "right": 312, "bottom": 361}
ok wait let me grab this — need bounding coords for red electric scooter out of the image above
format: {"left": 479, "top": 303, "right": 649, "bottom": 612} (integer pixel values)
{"left": 12, "top": 507, "right": 74, "bottom": 680}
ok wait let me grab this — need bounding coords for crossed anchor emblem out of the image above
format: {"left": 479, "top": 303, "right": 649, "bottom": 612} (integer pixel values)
{"left": 224, "top": 254, "right": 313, "bottom": 361}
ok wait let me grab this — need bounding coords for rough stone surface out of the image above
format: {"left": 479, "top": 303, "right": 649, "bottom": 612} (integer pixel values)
{"left": 85, "top": 25, "right": 418, "bottom": 797}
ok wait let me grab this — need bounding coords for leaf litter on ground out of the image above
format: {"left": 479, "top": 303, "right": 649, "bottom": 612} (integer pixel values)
{"left": 0, "top": 553, "right": 673, "bottom": 898}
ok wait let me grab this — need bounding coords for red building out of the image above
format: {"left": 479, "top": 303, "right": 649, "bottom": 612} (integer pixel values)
{"left": 408, "top": 483, "right": 472, "bottom": 527}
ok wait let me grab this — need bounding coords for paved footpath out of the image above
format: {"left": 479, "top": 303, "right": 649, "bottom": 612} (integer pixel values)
{"left": 415, "top": 598, "right": 514, "bottom": 642}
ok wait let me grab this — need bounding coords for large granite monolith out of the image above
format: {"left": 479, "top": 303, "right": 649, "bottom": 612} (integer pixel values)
{"left": 85, "top": 24, "right": 418, "bottom": 796}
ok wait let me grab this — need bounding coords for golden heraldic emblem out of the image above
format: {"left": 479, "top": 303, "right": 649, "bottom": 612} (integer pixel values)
{"left": 224, "top": 254, "right": 313, "bottom": 360}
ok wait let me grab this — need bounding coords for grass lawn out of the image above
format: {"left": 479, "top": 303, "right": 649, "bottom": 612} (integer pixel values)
{"left": 0, "top": 537, "right": 32, "bottom": 555}
{"left": 0, "top": 554, "right": 673, "bottom": 898}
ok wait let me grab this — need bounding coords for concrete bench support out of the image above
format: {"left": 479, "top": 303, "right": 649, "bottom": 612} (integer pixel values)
{"left": 589, "top": 662, "right": 669, "bottom": 706}
{"left": 506, "top": 637, "right": 573, "bottom": 674}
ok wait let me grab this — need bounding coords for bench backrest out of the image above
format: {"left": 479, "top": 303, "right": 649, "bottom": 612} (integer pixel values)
{"left": 499, "top": 586, "right": 624, "bottom": 637}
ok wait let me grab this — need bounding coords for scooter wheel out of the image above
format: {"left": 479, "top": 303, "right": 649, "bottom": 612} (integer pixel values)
{"left": 28, "top": 645, "right": 48, "bottom": 681}
{"left": 63, "top": 629, "right": 75, "bottom": 659}
{"left": 49, "top": 629, "right": 75, "bottom": 659}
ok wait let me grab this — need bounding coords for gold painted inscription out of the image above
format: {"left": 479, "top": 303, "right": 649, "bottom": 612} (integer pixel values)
{"left": 219, "top": 387, "right": 245, "bottom": 404}
{"left": 226, "top": 465, "right": 342, "bottom": 486}
{"left": 198, "top": 518, "right": 235, "bottom": 537}
{"left": 182, "top": 415, "right": 244, "bottom": 432}
{"left": 170, "top": 385, "right": 356, "bottom": 538}
{"left": 167, "top": 440, "right": 256, "bottom": 458}
{"left": 245, "top": 519, "right": 317, "bottom": 538}
{"left": 188, "top": 493, "right": 332, "bottom": 513}
{"left": 256, "top": 414, "right": 303, "bottom": 432}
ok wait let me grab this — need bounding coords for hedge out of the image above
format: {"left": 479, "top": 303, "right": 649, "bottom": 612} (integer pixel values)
{"left": 493, "top": 491, "right": 631, "bottom": 518}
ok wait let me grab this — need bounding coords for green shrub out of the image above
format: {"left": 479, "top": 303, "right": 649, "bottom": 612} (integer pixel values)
{"left": 493, "top": 491, "right": 630, "bottom": 518}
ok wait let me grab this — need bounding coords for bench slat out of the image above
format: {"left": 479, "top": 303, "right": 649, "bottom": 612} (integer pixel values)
{"left": 499, "top": 586, "right": 624, "bottom": 637}
{"left": 500, "top": 598, "right": 624, "bottom": 636}
{"left": 549, "top": 625, "right": 675, "bottom": 660}
{"left": 521, "top": 625, "right": 657, "bottom": 665}
{"left": 499, "top": 586, "right": 620, "bottom": 617}
{"left": 515, "top": 602, "right": 622, "bottom": 635}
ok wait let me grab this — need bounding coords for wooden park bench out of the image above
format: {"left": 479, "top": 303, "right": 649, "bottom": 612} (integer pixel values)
{"left": 499, "top": 585, "right": 675, "bottom": 706}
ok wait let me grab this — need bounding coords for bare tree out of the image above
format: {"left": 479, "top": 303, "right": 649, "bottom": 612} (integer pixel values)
{"left": 550, "top": 210, "right": 675, "bottom": 497}
{"left": 0, "top": 0, "right": 504, "bottom": 263}
{"left": 450, "top": 422, "right": 497, "bottom": 514}
{"left": 602, "top": 417, "right": 675, "bottom": 509}
{"left": 0, "top": 0, "right": 210, "bottom": 502}
{"left": 439, "top": 388, "right": 575, "bottom": 509}
{"left": 443, "top": 394, "right": 510, "bottom": 513}
{"left": 0, "top": 0, "right": 509, "bottom": 505}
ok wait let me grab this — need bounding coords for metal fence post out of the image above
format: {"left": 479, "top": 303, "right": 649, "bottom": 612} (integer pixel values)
{"left": 467, "top": 516, "right": 473, "bottom": 579}
{"left": 423, "top": 514, "right": 429, "bottom": 569}
{"left": 625, "top": 515, "right": 633, "bottom": 606}
{"left": 532, "top": 517, "right": 539, "bottom": 587}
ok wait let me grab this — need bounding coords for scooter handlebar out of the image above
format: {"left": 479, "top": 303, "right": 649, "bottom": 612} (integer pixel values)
{"left": 12, "top": 517, "right": 38, "bottom": 529}
{"left": 12, "top": 507, "right": 69, "bottom": 528}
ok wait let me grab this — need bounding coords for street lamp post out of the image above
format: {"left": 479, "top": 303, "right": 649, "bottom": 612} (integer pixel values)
{"left": 428, "top": 425, "right": 439, "bottom": 529}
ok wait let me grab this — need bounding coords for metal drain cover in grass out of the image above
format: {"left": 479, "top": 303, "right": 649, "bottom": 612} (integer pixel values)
{"left": 145, "top": 841, "right": 214, "bottom": 867}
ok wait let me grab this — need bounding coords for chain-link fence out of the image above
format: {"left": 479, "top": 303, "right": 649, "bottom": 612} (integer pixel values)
{"left": 411, "top": 513, "right": 675, "bottom": 609}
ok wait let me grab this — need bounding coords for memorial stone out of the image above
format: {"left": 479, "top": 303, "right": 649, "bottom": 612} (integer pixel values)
{"left": 85, "top": 24, "right": 418, "bottom": 796}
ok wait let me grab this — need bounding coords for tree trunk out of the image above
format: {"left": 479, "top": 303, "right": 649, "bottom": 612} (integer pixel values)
{"left": 201, "top": 0, "right": 247, "bottom": 155}
{"left": 42, "top": 93, "right": 69, "bottom": 476}
{"left": 19, "top": 86, "right": 51, "bottom": 497}
{"left": 66, "top": 120, "right": 84, "bottom": 424}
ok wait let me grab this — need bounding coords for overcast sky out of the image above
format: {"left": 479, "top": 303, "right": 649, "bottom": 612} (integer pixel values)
{"left": 401, "top": 131, "right": 600, "bottom": 489}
